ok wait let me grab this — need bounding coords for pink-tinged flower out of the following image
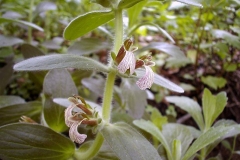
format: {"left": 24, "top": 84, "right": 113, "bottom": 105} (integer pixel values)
{"left": 136, "top": 65, "right": 155, "bottom": 90}
{"left": 117, "top": 50, "right": 136, "bottom": 75}
{"left": 69, "top": 122, "right": 87, "bottom": 144}
{"left": 65, "top": 104, "right": 75, "bottom": 127}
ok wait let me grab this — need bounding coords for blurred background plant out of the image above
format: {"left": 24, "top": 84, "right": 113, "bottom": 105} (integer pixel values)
{"left": 0, "top": 0, "right": 240, "bottom": 159}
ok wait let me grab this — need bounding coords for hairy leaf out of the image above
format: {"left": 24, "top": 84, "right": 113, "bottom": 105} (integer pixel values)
{"left": 64, "top": 11, "right": 114, "bottom": 40}
{"left": 101, "top": 122, "right": 162, "bottom": 160}
{"left": 14, "top": 54, "right": 109, "bottom": 72}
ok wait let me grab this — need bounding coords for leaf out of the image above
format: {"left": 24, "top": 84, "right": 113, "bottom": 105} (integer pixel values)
{"left": 101, "top": 122, "right": 162, "bottom": 160}
{"left": 202, "top": 89, "right": 227, "bottom": 130}
{"left": 43, "top": 69, "right": 78, "bottom": 132}
{"left": 0, "top": 123, "right": 75, "bottom": 160}
{"left": 0, "top": 96, "right": 25, "bottom": 108}
{"left": 135, "top": 69, "right": 184, "bottom": 93}
{"left": 0, "top": 35, "right": 23, "bottom": 47}
{"left": 35, "top": 1, "right": 57, "bottom": 13}
{"left": 212, "top": 29, "right": 240, "bottom": 49}
{"left": 121, "top": 79, "right": 147, "bottom": 119}
{"left": 68, "top": 38, "right": 110, "bottom": 56}
{"left": 82, "top": 76, "right": 105, "bottom": 97}
{"left": 13, "top": 54, "right": 109, "bottom": 72}
{"left": 0, "top": 17, "right": 44, "bottom": 31}
{"left": 183, "top": 125, "right": 237, "bottom": 160}
{"left": 175, "top": 0, "right": 203, "bottom": 7}
{"left": 0, "top": 60, "right": 13, "bottom": 94}
{"left": 137, "top": 42, "right": 185, "bottom": 58}
{"left": 162, "top": 123, "right": 193, "bottom": 158}
{"left": 21, "top": 43, "right": 46, "bottom": 86}
{"left": 128, "top": 23, "right": 175, "bottom": 43}
{"left": 43, "top": 69, "right": 78, "bottom": 98}
{"left": 90, "top": 0, "right": 118, "bottom": 8}
{"left": 64, "top": 11, "right": 114, "bottom": 40}
{"left": 0, "top": 101, "right": 42, "bottom": 126}
{"left": 133, "top": 120, "right": 172, "bottom": 160}
{"left": 127, "top": 0, "right": 147, "bottom": 28}
{"left": 201, "top": 76, "right": 227, "bottom": 90}
{"left": 118, "top": 0, "right": 146, "bottom": 9}
{"left": 165, "top": 96, "right": 205, "bottom": 131}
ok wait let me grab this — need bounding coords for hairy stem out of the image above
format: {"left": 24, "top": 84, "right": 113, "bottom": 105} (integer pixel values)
{"left": 28, "top": 0, "right": 34, "bottom": 43}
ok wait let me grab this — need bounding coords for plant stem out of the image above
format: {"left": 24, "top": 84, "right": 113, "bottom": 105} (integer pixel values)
{"left": 102, "top": 9, "right": 123, "bottom": 122}
{"left": 74, "top": 9, "right": 124, "bottom": 159}
{"left": 74, "top": 133, "right": 104, "bottom": 160}
{"left": 200, "top": 147, "right": 206, "bottom": 160}
{"left": 28, "top": 0, "right": 34, "bottom": 43}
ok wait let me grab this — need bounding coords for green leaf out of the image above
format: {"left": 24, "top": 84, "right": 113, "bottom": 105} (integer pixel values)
{"left": 90, "top": 0, "right": 118, "bottom": 8}
{"left": 212, "top": 29, "right": 240, "bottom": 49}
{"left": 175, "top": 0, "right": 203, "bottom": 7}
{"left": 0, "top": 96, "right": 25, "bottom": 108}
{"left": 121, "top": 79, "right": 147, "bottom": 119}
{"left": 64, "top": 11, "right": 114, "bottom": 40}
{"left": 137, "top": 42, "right": 185, "bottom": 58}
{"left": 165, "top": 96, "right": 205, "bottom": 131}
{"left": 118, "top": 0, "right": 146, "bottom": 9}
{"left": 13, "top": 54, "right": 109, "bottom": 72}
{"left": 43, "top": 69, "right": 78, "bottom": 132}
{"left": 0, "top": 17, "right": 44, "bottom": 31}
{"left": 133, "top": 120, "right": 172, "bottom": 160}
{"left": 101, "top": 122, "right": 162, "bottom": 160}
{"left": 172, "top": 139, "right": 181, "bottom": 160}
{"left": 21, "top": 43, "right": 46, "bottom": 86}
{"left": 43, "top": 69, "right": 78, "bottom": 98}
{"left": 68, "top": 38, "right": 110, "bottom": 56}
{"left": 0, "top": 101, "right": 42, "bottom": 126}
{"left": 202, "top": 88, "right": 227, "bottom": 130}
{"left": 201, "top": 76, "right": 227, "bottom": 90}
{"left": 128, "top": 23, "right": 175, "bottom": 43}
{"left": 162, "top": 124, "right": 193, "bottom": 158}
{"left": 0, "top": 123, "right": 75, "bottom": 160}
{"left": 183, "top": 125, "right": 237, "bottom": 160}
{"left": 0, "top": 35, "right": 23, "bottom": 47}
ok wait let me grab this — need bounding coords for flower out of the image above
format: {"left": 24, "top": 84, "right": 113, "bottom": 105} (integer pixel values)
{"left": 69, "top": 121, "right": 87, "bottom": 144}
{"left": 136, "top": 65, "right": 155, "bottom": 90}
{"left": 117, "top": 50, "right": 136, "bottom": 75}
{"left": 64, "top": 96, "right": 99, "bottom": 144}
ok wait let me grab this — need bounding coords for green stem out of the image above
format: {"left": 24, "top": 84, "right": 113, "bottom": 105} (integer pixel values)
{"left": 200, "top": 147, "right": 206, "bottom": 160}
{"left": 74, "top": 133, "right": 104, "bottom": 160}
{"left": 28, "top": 0, "right": 34, "bottom": 43}
{"left": 74, "top": 9, "right": 124, "bottom": 160}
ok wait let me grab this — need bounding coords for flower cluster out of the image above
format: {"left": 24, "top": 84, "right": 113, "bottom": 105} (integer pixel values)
{"left": 65, "top": 95, "right": 101, "bottom": 144}
{"left": 115, "top": 39, "right": 155, "bottom": 90}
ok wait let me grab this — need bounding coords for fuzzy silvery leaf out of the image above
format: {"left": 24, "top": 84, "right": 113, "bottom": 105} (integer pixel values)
{"left": 14, "top": 54, "right": 109, "bottom": 72}
{"left": 175, "top": 0, "right": 203, "bottom": 7}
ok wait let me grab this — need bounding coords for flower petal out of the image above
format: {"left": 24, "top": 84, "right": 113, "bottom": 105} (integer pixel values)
{"left": 65, "top": 104, "right": 75, "bottom": 127}
{"left": 136, "top": 66, "right": 154, "bottom": 90}
{"left": 69, "top": 122, "right": 87, "bottom": 144}
{"left": 117, "top": 51, "right": 136, "bottom": 75}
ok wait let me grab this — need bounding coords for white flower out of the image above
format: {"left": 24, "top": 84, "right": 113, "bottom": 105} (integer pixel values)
{"left": 69, "top": 122, "right": 87, "bottom": 144}
{"left": 65, "top": 104, "right": 75, "bottom": 127}
{"left": 136, "top": 65, "right": 154, "bottom": 90}
{"left": 117, "top": 50, "right": 136, "bottom": 75}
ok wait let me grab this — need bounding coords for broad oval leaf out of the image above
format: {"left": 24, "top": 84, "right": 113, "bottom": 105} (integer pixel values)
{"left": 183, "top": 125, "right": 237, "bottom": 160}
{"left": 43, "top": 69, "right": 78, "bottom": 132}
{"left": 165, "top": 96, "right": 205, "bottom": 131}
{"left": 0, "top": 35, "right": 23, "bottom": 47}
{"left": 101, "top": 122, "right": 162, "bottom": 160}
{"left": 13, "top": 54, "right": 109, "bottom": 72}
{"left": 118, "top": 0, "right": 145, "bottom": 9}
{"left": 0, "top": 101, "right": 42, "bottom": 126}
{"left": 133, "top": 120, "right": 172, "bottom": 160}
{"left": 0, "top": 123, "right": 75, "bottom": 160}
{"left": 0, "top": 17, "right": 44, "bottom": 31}
{"left": 64, "top": 11, "right": 114, "bottom": 40}
{"left": 175, "top": 0, "right": 203, "bottom": 7}
{"left": 0, "top": 95, "right": 25, "bottom": 108}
